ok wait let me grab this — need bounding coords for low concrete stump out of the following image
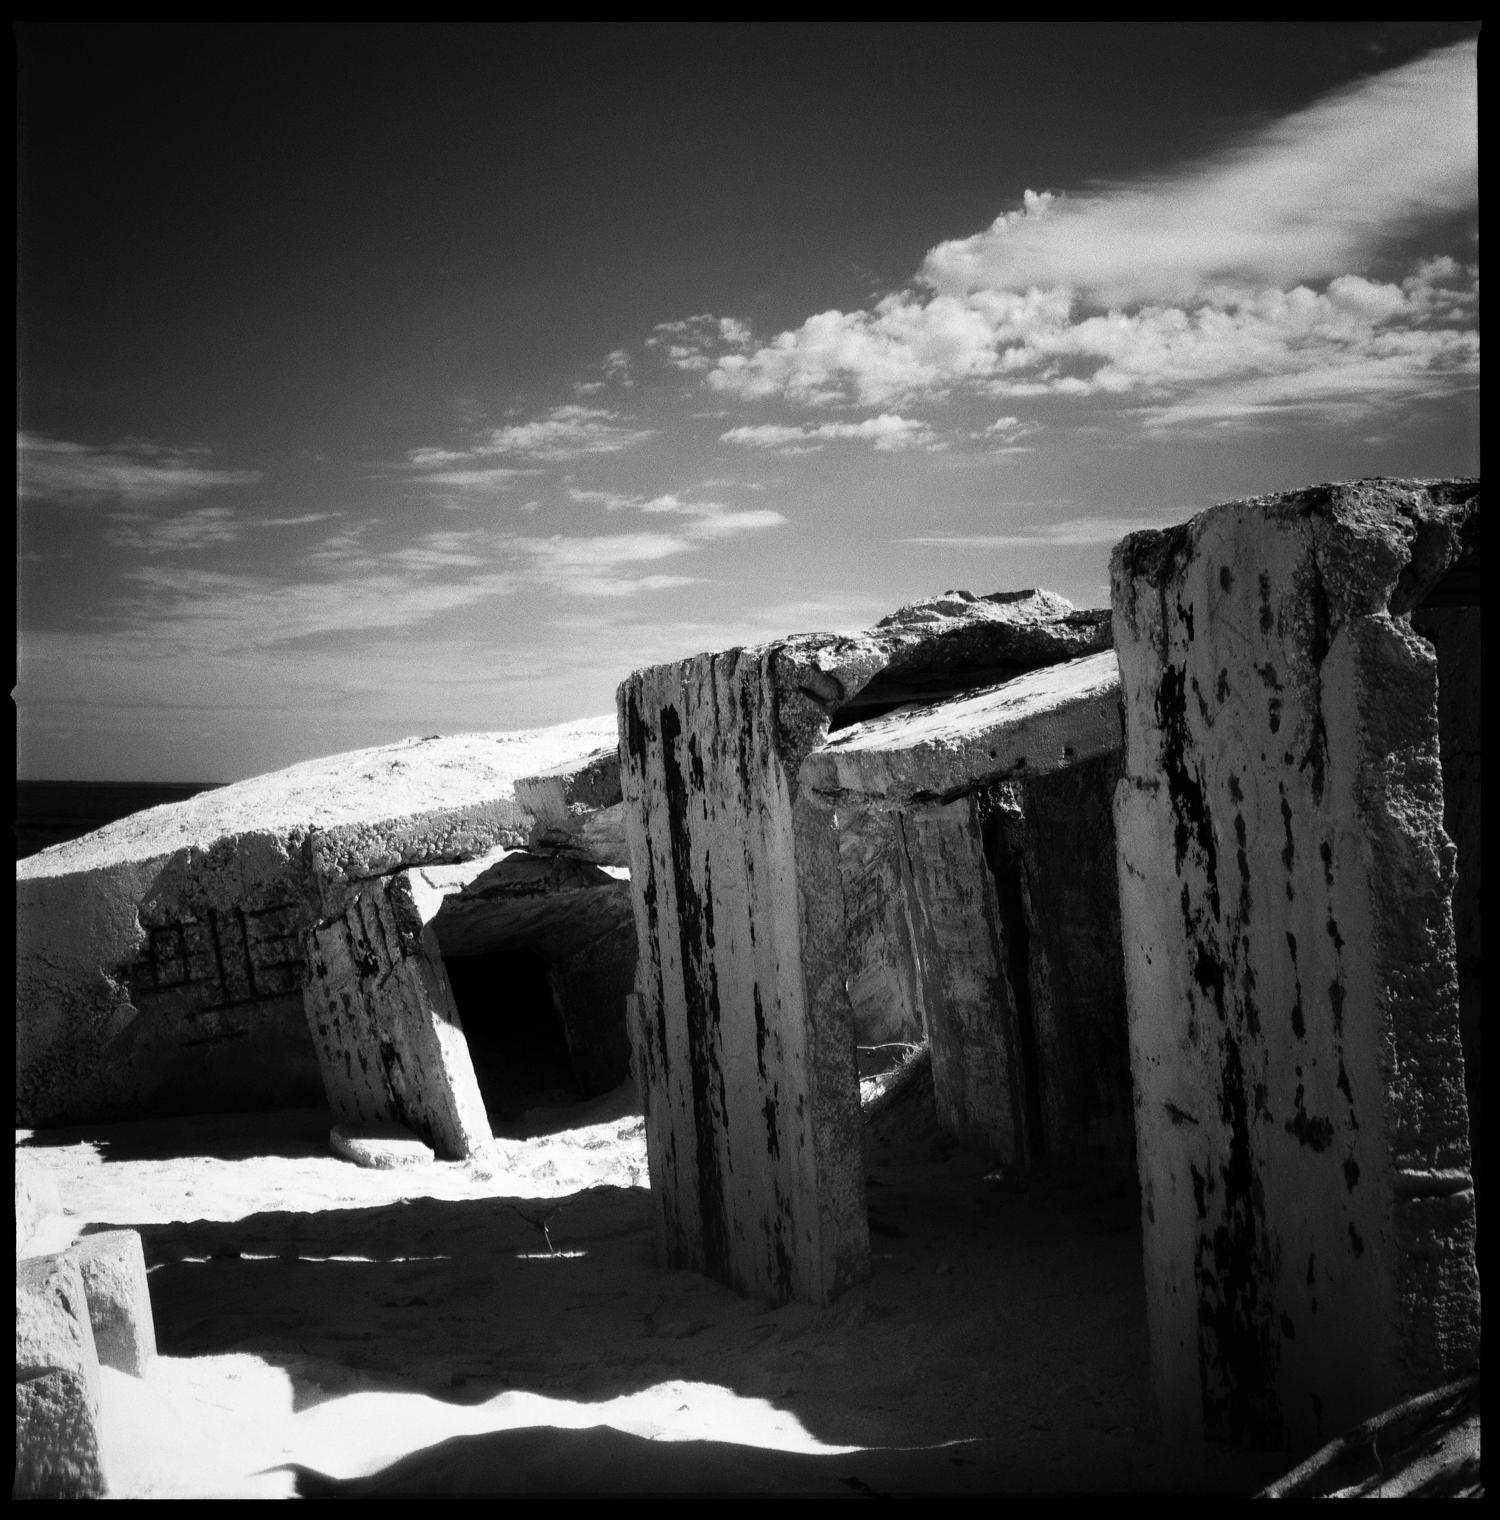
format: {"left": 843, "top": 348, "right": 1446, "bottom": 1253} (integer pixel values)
{"left": 331, "top": 1121, "right": 436, "bottom": 1169}
{"left": 16, "top": 1253, "right": 105, "bottom": 1499}
{"left": 67, "top": 1229, "right": 157, "bottom": 1378}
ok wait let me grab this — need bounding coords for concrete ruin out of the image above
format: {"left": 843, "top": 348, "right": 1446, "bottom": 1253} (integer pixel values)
{"left": 15, "top": 720, "right": 632, "bottom": 1138}
{"left": 1111, "top": 478, "right": 1480, "bottom": 1449}
{"left": 304, "top": 842, "right": 635, "bottom": 1158}
{"left": 617, "top": 590, "right": 1126, "bottom": 1303}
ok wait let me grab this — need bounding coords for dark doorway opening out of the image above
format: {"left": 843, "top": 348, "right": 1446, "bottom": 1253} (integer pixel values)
{"left": 443, "top": 947, "right": 584, "bottom": 1131}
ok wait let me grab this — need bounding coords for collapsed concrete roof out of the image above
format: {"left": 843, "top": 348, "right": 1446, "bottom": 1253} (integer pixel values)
{"left": 17, "top": 718, "right": 620, "bottom": 890}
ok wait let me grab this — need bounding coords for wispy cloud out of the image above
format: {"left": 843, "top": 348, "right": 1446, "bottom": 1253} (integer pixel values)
{"left": 921, "top": 42, "right": 1478, "bottom": 306}
{"left": 405, "top": 405, "right": 656, "bottom": 483}
{"left": 18, "top": 434, "right": 263, "bottom": 504}
{"left": 105, "top": 506, "right": 341, "bottom": 553}
{"left": 721, "top": 413, "right": 941, "bottom": 452}
{"left": 685, "top": 42, "right": 1477, "bottom": 432}
{"left": 567, "top": 486, "right": 788, "bottom": 536}
{"left": 900, "top": 509, "right": 1194, "bottom": 549}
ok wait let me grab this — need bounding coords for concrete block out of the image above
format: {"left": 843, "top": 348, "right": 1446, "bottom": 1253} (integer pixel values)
{"left": 330, "top": 1121, "right": 436, "bottom": 1168}
{"left": 1111, "top": 477, "right": 1480, "bottom": 1450}
{"left": 66, "top": 1229, "right": 156, "bottom": 1377}
{"left": 15, "top": 1253, "right": 104, "bottom": 1498}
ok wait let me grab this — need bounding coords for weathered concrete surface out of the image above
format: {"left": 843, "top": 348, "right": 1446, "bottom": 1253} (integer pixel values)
{"left": 304, "top": 873, "right": 492, "bottom": 1160}
{"left": 1111, "top": 478, "right": 1480, "bottom": 1451}
{"left": 1409, "top": 599, "right": 1481, "bottom": 1197}
{"left": 16, "top": 1149, "right": 63, "bottom": 1257}
{"left": 16, "top": 718, "right": 616, "bottom": 1128}
{"left": 618, "top": 590, "right": 1110, "bottom": 1304}
{"left": 330, "top": 1121, "right": 437, "bottom": 1169}
{"left": 516, "top": 746, "right": 629, "bottom": 866}
{"left": 16, "top": 1252, "right": 105, "bottom": 1498}
{"left": 64, "top": 1230, "right": 157, "bottom": 1379}
{"left": 803, "top": 648, "right": 1121, "bottom": 800}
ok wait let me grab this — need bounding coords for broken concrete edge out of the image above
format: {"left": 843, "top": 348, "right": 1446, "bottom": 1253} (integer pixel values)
{"left": 802, "top": 648, "right": 1122, "bottom": 804}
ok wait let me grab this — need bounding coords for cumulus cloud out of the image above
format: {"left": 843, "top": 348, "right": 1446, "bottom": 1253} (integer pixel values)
{"left": 690, "top": 42, "right": 1477, "bottom": 431}
{"left": 18, "top": 434, "right": 263, "bottom": 504}
{"left": 721, "top": 413, "right": 941, "bottom": 452}
{"left": 648, "top": 314, "right": 755, "bottom": 372}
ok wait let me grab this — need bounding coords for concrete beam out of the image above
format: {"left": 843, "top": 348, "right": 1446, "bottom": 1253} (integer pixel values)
{"left": 802, "top": 649, "right": 1121, "bottom": 804}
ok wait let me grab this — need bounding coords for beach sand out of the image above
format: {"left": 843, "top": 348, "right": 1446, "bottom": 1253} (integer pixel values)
{"left": 17, "top": 1078, "right": 1291, "bottom": 1497}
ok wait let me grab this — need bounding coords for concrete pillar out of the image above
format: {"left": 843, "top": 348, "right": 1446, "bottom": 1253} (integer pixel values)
{"left": 619, "top": 649, "right": 868, "bottom": 1305}
{"left": 303, "top": 873, "right": 492, "bottom": 1160}
{"left": 1111, "top": 478, "right": 1481, "bottom": 1451}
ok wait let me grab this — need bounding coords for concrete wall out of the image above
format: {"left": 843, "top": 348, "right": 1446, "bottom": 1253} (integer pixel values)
{"left": 1111, "top": 478, "right": 1480, "bottom": 1451}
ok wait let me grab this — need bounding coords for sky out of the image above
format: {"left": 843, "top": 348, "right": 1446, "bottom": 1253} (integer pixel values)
{"left": 16, "top": 22, "right": 1480, "bottom": 781}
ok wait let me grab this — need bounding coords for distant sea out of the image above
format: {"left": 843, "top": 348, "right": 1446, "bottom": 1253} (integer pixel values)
{"left": 14, "top": 781, "right": 226, "bottom": 861}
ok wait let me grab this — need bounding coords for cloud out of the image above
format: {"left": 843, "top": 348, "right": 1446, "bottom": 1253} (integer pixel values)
{"left": 922, "top": 42, "right": 1477, "bottom": 307}
{"left": 18, "top": 434, "right": 263, "bottom": 504}
{"left": 104, "top": 507, "right": 342, "bottom": 553}
{"left": 567, "top": 486, "right": 789, "bottom": 537}
{"left": 691, "top": 42, "right": 1477, "bottom": 431}
{"left": 502, "top": 532, "right": 701, "bottom": 598}
{"left": 720, "top": 413, "right": 941, "bottom": 452}
{"left": 403, "top": 406, "right": 656, "bottom": 482}
{"left": 900, "top": 509, "right": 1193, "bottom": 549}
{"left": 648, "top": 315, "right": 754, "bottom": 372}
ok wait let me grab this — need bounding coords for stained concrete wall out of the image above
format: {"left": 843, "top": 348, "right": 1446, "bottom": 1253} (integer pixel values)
{"left": 618, "top": 591, "right": 1113, "bottom": 1304}
{"left": 1110, "top": 478, "right": 1480, "bottom": 1451}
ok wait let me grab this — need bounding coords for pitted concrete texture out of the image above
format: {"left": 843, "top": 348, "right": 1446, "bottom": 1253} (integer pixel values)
{"left": 330, "top": 1121, "right": 437, "bottom": 1169}
{"left": 305, "top": 874, "right": 492, "bottom": 1160}
{"left": 1111, "top": 478, "right": 1480, "bottom": 1451}
{"left": 65, "top": 1230, "right": 156, "bottom": 1378}
{"left": 16, "top": 1253, "right": 105, "bottom": 1498}
{"left": 16, "top": 718, "right": 616, "bottom": 1129}
{"left": 618, "top": 589, "right": 1109, "bottom": 1305}
{"left": 15, "top": 1149, "right": 63, "bottom": 1257}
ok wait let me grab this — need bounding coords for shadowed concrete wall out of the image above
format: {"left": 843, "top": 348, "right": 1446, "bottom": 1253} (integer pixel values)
{"left": 1111, "top": 478, "right": 1480, "bottom": 1451}
{"left": 806, "top": 649, "right": 1131, "bottom": 1173}
{"left": 618, "top": 591, "right": 1111, "bottom": 1304}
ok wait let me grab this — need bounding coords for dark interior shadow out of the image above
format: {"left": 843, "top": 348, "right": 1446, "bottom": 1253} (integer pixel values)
{"left": 18, "top": 1105, "right": 336, "bottom": 1162}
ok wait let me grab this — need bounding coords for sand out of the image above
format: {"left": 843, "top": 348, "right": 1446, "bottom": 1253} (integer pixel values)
{"left": 16, "top": 1077, "right": 1293, "bottom": 1498}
